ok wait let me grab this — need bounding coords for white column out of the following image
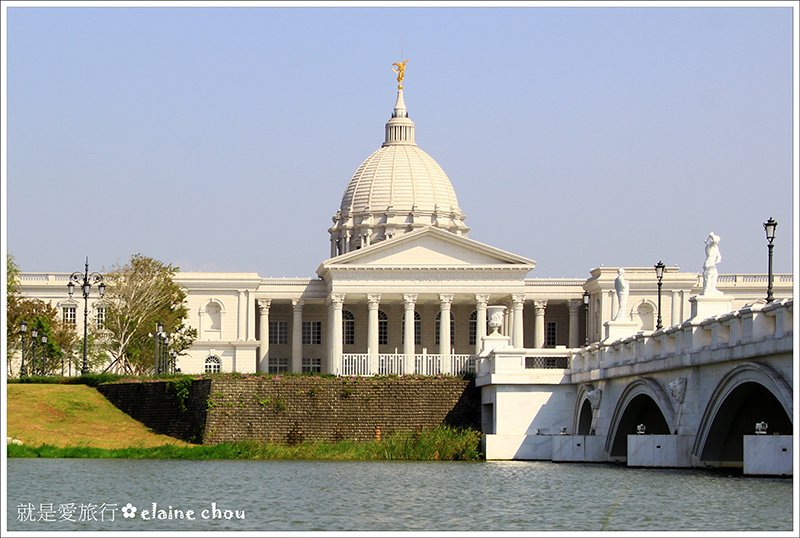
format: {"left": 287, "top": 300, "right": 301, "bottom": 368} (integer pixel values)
{"left": 568, "top": 299, "right": 582, "bottom": 348}
{"left": 438, "top": 294, "right": 453, "bottom": 374}
{"left": 330, "top": 236, "right": 337, "bottom": 258}
{"left": 403, "top": 293, "right": 417, "bottom": 375}
{"left": 330, "top": 293, "right": 345, "bottom": 376}
{"left": 246, "top": 290, "right": 255, "bottom": 340}
{"left": 533, "top": 300, "right": 547, "bottom": 348}
{"left": 511, "top": 294, "right": 525, "bottom": 348}
{"left": 326, "top": 300, "right": 335, "bottom": 374}
{"left": 367, "top": 293, "right": 381, "bottom": 375}
{"left": 197, "top": 307, "right": 204, "bottom": 340}
{"left": 671, "top": 290, "right": 680, "bottom": 327}
{"left": 291, "top": 299, "right": 303, "bottom": 373}
{"left": 257, "top": 299, "right": 271, "bottom": 373}
{"left": 237, "top": 290, "right": 246, "bottom": 340}
{"left": 475, "top": 294, "right": 489, "bottom": 355}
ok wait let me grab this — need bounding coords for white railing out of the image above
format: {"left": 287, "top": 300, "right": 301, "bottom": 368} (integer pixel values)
{"left": 341, "top": 354, "right": 369, "bottom": 376}
{"left": 378, "top": 354, "right": 404, "bottom": 375}
{"left": 570, "top": 298, "right": 793, "bottom": 377}
{"left": 19, "top": 273, "right": 73, "bottom": 283}
{"left": 451, "top": 354, "right": 475, "bottom": 375}
{"left": 699, "top": 273, "right": 792, "bottom": 287}
{"left": 415, "top": 353, "right": 441, "bottom": 376}
{"left": 341, "top": 353, "right": 476, "bottom": 376}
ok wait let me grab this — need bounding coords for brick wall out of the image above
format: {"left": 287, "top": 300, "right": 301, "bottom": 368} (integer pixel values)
{"left": 97, "top": 376, "right": 480, "bottom": 445}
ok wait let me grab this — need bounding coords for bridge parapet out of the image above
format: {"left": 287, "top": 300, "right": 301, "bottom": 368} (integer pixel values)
{"left": 476, "top": 347, "right": 571, "bottom": 386}
{"left": 570, "top": 299, "right": 792, "bottom": 382}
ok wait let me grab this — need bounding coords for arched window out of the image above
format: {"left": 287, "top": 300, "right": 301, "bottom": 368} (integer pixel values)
{"left": 401, "top": 311, "right": 422, "bottom": 345}
{"left": 435, "top": 311, "right": 456, "bottom": 346}
{"left": 343, "top": 310, "right": 355, "bottom": 345}
{"left": 378, "top": 310, "right": 388, "bottom": 345}
{"left": 469, "top": 311, "right": 477, "bottom": 346}
{"left": 205, "top": 355, "right": 221, "bottom": 374}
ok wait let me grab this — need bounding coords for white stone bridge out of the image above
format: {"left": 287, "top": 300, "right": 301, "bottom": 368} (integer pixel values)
{"left": 477, "top": 298, "right": 793, "bottom": 475}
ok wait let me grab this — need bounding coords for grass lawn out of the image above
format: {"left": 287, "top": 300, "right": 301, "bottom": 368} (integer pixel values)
{"left": 7, "top": 384, "right": 189, "bottom": 449}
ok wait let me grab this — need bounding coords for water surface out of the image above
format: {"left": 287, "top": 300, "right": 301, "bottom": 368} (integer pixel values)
{"left": 6, "top": 459, "right": 793, "bottom": 532}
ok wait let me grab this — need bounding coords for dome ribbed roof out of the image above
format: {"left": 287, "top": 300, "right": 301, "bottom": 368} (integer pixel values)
{"left": 339, "top": 144, "right": 462, "bottom": 214}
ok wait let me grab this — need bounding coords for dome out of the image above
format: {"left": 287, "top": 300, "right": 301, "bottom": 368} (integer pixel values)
{"left": 329, "top": 84, "right": 469, "bottom": 256}
{"left": 339, "top": 144, "right": 462, "bottom": 215}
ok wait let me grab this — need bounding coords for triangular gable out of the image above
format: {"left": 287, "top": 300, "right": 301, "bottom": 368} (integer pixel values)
{"left": 319, "top": 227, "right": 536, "bottom": 271}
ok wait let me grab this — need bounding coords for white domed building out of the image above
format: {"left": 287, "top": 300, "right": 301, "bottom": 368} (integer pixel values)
{"left": 16, "top": 69, "right": 793, "bottom": 377}
{"left": 329, "top": 87, "right": 468, "bottom": 255}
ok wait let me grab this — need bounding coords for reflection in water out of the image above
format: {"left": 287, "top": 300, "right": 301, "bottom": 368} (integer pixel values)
{"left": 6, "top": 459, "right": 793, "bottom": 532}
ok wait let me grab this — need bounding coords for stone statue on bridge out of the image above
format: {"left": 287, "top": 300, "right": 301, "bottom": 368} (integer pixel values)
{"left": 613, "top": 268, "right": 630, "bottom": 321}
{"left": 702, "top": 232, "right": 722, "bottom": 295}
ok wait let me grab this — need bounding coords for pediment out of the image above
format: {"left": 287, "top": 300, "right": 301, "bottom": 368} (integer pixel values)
{"left": 318, "top": 227, "right": 535, "bottom": 274}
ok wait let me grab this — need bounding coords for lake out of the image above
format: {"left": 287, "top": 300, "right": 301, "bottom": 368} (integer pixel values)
{"left": 5, "top": 458, "right": 794, "bottom": 532}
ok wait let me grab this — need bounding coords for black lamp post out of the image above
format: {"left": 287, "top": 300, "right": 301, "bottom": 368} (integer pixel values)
{"left": 19, "top": 321, "right": 28, "bottom": 377}
{"left": 152, "top": 321, "right": 164, "bottom": 375}
{"left": 654, "top": 261, "right": 666, "bottom": 331}
{"left": 763, "top": 218, "right": 777, "bottom": 303}
{"left": 582, "top": 291, "right": 590, "bottom": 345}
{"left": 68, "top": 257, "right": 106, "bottom": 375}
{"left": 30, "top": 327, "right": 38, "bottom": 377}
{"left": 160, "top": 332, "right": 170, "bottom": 374}
{"left": 40, "top": 334, "right": 48, "bottom": 376}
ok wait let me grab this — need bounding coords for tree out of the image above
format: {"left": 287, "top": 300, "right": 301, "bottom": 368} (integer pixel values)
{"left": 101, "top": 254, "right": 196, "bottom": 375}
{"left": 7, "top": 254, "right": 107, "bottom": 377}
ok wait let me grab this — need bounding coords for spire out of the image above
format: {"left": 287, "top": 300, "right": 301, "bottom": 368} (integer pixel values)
{"left": 384, "top": 59, "right": 415, "bottom": 146}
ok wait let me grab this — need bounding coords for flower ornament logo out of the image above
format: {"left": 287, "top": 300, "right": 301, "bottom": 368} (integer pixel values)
{"left": 121, "top": 503, "right": 137, "bottom": 519}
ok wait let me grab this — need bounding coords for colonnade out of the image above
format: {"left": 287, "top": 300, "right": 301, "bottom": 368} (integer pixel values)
{"left": 255, "top": 292, "right": 582, "bottom": 374}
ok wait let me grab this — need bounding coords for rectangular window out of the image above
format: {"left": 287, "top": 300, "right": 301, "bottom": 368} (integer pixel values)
{"left": 63, "top": 306, "right": 76, "bottom": 326}
{"left": 269, "top": 321, "right": 288, "bottom": 345}
{"left": 268, "top": 357, "right": 289, "bottom": 374}
{"left": 95, "top": 306, "right": 105, "bottom": 329}
{"left": 378, "top": 319, "right": 388, "bottom": 345}
{"left": 302, "top": 357, "right": 322, "bottom": 373}
{"left": 546, "top": 321, "right": 557, "bottom": 347}
{"left": 343, "top": 319, "right": 355, "bottom": 345}
{"left": 302, "top": 321, "right": 322, "bottom": 345}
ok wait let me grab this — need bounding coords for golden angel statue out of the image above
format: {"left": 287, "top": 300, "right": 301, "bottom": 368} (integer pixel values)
{"left": 392, "top": 59, "right": 409, "bottom": 89}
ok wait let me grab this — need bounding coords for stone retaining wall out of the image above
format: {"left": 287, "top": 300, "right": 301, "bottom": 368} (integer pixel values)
{"left": 97, "top": 376, "right": 479, "bottom": 444}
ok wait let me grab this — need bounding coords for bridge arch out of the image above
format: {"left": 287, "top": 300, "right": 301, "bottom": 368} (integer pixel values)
{"left": 605, "top": 378, "right": 674, "bottom": 460}
{"left": 573, "top": 384, "right": 594, "bottom": 435}
{"left": 693, "top": 362, "right": 792, "bottom": 468}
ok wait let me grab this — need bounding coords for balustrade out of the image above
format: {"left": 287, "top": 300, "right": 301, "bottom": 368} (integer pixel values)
{"left": 568, "top": 299, "right": 793, "bottom": 376}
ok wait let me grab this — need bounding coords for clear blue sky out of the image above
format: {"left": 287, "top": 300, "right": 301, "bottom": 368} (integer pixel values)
{"left": 4, "top": 3, "right": 796, "bottom": 279}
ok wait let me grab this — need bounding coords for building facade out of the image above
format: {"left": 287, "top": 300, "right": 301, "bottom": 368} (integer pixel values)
{"left": 14, "top": 82, "right": 793, "bottom": 376}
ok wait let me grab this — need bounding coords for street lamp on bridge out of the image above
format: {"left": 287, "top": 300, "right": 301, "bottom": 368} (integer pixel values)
{"left": 654, "top": 261, "right": 666, "bottom": 331}
{"left": 763, "top": 218, "right": 777, "bottom": 303}
{"left": 582, "top": 290, "right": 590, "bottom": 345}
